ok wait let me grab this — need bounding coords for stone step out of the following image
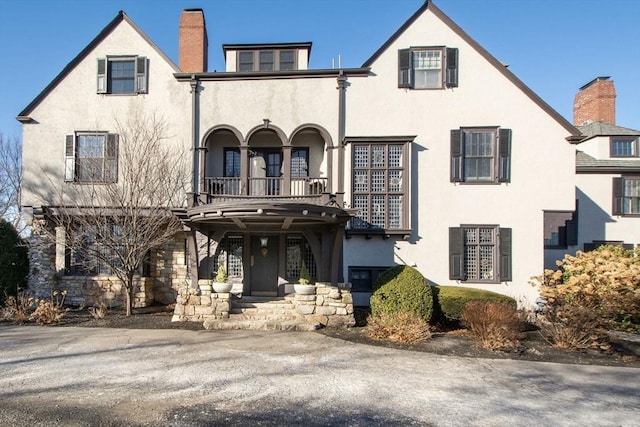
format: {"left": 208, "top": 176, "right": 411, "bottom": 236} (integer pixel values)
{"left": 229, "top": 313, "right": 303, "bottom": 321}
{"left": 203, "top": 318, "right": 320, "bottom": 332}
{"left": 231, "top": 302, "right": 294, "bottom": 310}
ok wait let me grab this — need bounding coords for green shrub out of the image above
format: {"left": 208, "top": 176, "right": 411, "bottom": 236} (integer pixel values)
{"left": 433, "top": 285, "right": 516, "bottom": 322}
{"left": 370, "top": 265, "right": 433, "bottom": 322}
{"left": 0, "top": 219, "right": 29, "bottom": 305}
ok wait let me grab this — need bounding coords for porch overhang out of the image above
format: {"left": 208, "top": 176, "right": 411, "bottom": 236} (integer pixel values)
{"left": 174, "top": 201, "right": 355, "bottom": 232}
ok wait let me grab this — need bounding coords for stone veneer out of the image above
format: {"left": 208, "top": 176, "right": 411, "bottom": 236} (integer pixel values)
{"left": 27, "top": 220, "right": 188, "bottom": 308}
{"left": 172, "top": 280, "right": 355, "bottom": 328}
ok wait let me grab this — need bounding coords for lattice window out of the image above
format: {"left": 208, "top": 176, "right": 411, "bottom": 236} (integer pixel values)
{"left": 350, "top": 142, "right": 408, "bottom": 231}
{"left": 463, "top": 226, "right": 496, "bottom": 281}
{"left": 213, "top": 236, "right": 244, "bottom": 278}
{"left": 286, "top": 236, "right": 317, "bottom": 282}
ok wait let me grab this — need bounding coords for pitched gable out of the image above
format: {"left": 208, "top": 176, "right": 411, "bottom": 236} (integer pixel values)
{"left": 17, "top": 11, "right": 179, "bottom": 120}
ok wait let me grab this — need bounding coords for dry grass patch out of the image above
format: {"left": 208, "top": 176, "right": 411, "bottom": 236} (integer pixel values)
{"left": 367, "top": 312, "right": 432, "bottom": 344}
{"left": 462, "top": 301, "right": 522, "bottom": 350}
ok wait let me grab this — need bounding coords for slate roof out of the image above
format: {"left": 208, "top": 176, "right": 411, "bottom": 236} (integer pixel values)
{"left": 576, "top": 151, "right": 640, "bottom": 173}
{"left": 577, "top": 122, "right": 640, "bottom": 140}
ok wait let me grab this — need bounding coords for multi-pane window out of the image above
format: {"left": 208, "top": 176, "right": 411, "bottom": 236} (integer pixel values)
{"left": 613, "top": 177, "right": 640, "bottom": 215}
{"left": 259, "top": 51, "right": 274, "bottom": 71}
{"left": 279, "top": 50, "right": 295, "bottom": 70}
{"left": 398, "top": 47, "right": 458, "bottom": 89}
{"left": 66, "top": 224, "right": 126, "bottom": 276}
{"left": 286, "top": 236, "right": 317, "bottom": 282}
{"left": 238, "top": 52, "right": 254, "bottom": 72}
{"left": 224, "top": 148, "right": 240, "bottom": 177}
{"left": 451, "top": 128, "right": 512, "bottom": 183}
{"left": 449, "top": 226, "right": 512, "bottom": 283}
{"left": 97, "top": 56, "right": 148, "bottom": 94}
{"left": 543, "top": 210, "right": 578, "bottom": 249}
{"left": 610, "top": 137, "right": 638, "bottom": 157}
{"left": 291, "top": 148, "right": 309, "bottom": 177}
{"left": 214, "top": 236, "right": 244, "bottom": 278}
{"left": 350, "top": 141, "right": 408, "bottom": 231}
{"left": 65, "top": 133, "right": 118, "bottom": 183}
{"left": 237, "top": 49, "right": 298, "bottom": 71}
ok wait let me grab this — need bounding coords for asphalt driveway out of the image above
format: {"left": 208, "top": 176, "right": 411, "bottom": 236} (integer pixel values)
{"left": 0, "top": 326, "right": 638, "bottom": 426}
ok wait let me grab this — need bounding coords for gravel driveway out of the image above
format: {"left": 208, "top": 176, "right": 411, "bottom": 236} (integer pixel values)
{"left": 1, "top": 326, "right": 638, "bottom": 426}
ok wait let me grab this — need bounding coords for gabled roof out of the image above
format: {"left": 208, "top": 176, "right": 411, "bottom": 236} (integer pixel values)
{"left": 576, "top": 151, "right": 640, "bottom": 173}
{"left": 17, "top": 11, "right": 179, "bottom": 120}
{"left": 362, "top": 0, "right": 581, "bottom": 138}
{"left": 577, "top": 122, "right": 640, "bottom": 141}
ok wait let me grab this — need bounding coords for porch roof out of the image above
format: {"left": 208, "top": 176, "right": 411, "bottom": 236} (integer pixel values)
{"left": 175, "top": 201, "right": 354, "bottom": 232}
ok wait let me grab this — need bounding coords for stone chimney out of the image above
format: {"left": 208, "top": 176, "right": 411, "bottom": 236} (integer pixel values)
{"left": 573, "top": 76, "right": 616, "bottom": 126}
{"left": 179, "top": 9, "right": 208, "bottom": 73}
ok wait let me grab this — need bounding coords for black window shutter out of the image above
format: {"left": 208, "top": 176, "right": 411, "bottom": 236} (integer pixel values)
{"left": 612, "top": 177, "right": 624, "bottom": 215}
{"left": 445, "top": 47, "right": 458, "bottom": 88}
{"left": 135, "top": 56, "right": 148, "bottom": 93}
{"left": 398, "top": 49, "right": 411, "bottom": 88}
{"left": 450, "top": 129, "right": 463, "bottom": 182}
{"left": 583, "top": 242, "right": 596, "bottom": 252}
{"left": 105, "top": 134, "right": 119, "bottom": 183}
{"left": 64, "top": 134, "right": 75, "bottom": 181}
{"left": 498, "top": 128, "right": 511, "bottom": 182}
{"left": 449, "top": 227, "right": 464, "bottom": 280}
{"left": 499, "top": 227, "right": 512, "bottom": 281}
{"left": 97, "top": 58, "right": 107, "bottom": 94}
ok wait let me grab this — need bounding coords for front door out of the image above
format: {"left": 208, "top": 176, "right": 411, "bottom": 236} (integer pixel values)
{"left": 250, "top": 236, "right": 279, "bottom": 296}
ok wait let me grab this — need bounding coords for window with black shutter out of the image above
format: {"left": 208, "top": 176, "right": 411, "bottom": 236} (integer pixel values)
{"left": 398, "top": 47, "right": 458, "bottom": 89}
{"left": 65, "top": 132, "right": 119, "bottom": 183}
{"left": 450, "top": 127, "right": 511, "bottom": 184}
{"left": 96, "top": 56, "right": 148, "bottom": 94}
{"left": 613, "top": 176, "right": 640, "bottom": 215}
{"left": 449, "top": 225, "right": 512, "bottom": 283}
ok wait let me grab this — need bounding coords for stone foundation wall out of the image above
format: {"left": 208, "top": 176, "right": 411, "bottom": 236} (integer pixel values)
{"left": 172, "top": 280, "right": 355, "bottom": 328}
{"left": 172, "top": 280, "right": 230, "bottom": 322}
{"left": 26, "top": 221, "right": 188, "bottom": 308}
{"left": 295, "top": 282, "right": 355, "bottom": 328}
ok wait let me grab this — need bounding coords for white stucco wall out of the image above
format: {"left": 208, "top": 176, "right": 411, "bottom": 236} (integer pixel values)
{"left": 21, "top": 19, "right": 191, "bottom": 207}
{"left": 342, "top": 8, "right": 577, "bottom": 304}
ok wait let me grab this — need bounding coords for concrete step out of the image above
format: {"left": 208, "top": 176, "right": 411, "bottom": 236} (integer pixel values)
{"left": 203, "top": 318, "right": 320, "bottom": 331}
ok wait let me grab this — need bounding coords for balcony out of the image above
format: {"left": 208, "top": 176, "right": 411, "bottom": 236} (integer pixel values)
{"left": 203, "top": 176, "right": 329, "bottom": 204}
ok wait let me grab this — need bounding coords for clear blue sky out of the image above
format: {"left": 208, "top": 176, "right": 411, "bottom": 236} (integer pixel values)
{"left": 1, "top": 0, "right": 639, "bottom": 139}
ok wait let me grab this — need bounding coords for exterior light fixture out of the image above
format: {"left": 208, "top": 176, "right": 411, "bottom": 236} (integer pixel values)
{"left": 331, "top": 213, "right": 337, "bottom": 219}
{"left": 260, "top": 237, "right": 269, "bottom": 248}
{"left": 257, "top": 208, "right": 264, "bottom": 214}
{"left": 320, "top": 212, "right": 326, "bottom": 217}
{"left": 302, "top": 210, "right": 309, "bottom": 215}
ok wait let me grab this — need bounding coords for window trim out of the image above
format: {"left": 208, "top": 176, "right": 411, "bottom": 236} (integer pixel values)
{"left": 97, "top": 56, "right": 148, "bottom": 95}
{"left": 613, "top": 176, "right": 640, "bottom": 216}
{"left": 451, "top": 127, "right": 511, "bottom": 184}
{"left": 236, "top": 49, "right": 299, "bottom": 72}
{"left": 610, "top": 137, "right": 639, "bottom": 158}
{"left": 449, "top": 225, "right": 512, "bottom": 283}
{"left": 398, "top": 46, "right": 458, "bottom": 89}
{"left": 348, "top": 266, "right": 391, "bottom": 292}
{"left": 65, "top": 132, "right": 119, "bottom": 183}
{"left": 348, "top": 138, "right": 411, "bottom": 234}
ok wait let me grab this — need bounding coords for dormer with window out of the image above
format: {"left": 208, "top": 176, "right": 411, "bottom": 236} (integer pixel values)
{"left": 223, "top": 43, "right": 311, "bottom": 72}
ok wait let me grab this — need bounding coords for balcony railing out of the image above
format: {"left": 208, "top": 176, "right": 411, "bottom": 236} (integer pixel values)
{"left": 204, "top": 176, "right": 328, "bottom": 203}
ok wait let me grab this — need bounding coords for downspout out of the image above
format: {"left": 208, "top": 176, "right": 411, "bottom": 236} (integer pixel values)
{"left": 337, "top": 70, "right": 347, "bottom": 197}
{"left": 190, "top": 75, "right": 201, "bottom": 206}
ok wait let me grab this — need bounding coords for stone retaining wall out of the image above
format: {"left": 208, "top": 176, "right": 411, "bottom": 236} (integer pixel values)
{"left": 172, "top": 280, "right": 355, "bottom": 328}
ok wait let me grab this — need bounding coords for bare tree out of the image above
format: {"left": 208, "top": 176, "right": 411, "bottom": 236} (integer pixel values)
{"left": 52, "top": 110, "right": 188, "bottom": 315}
{"left": 0, "top": 133, "right": 23, "bottom": 231}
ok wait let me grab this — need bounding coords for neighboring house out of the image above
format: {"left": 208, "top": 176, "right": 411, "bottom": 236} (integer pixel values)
{"left": 19, "top": 1, "right": 582, "bottom": 312}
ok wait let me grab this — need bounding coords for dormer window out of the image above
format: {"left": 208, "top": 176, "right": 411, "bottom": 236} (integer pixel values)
{"left": 236, "top": 49, "right": 299, "bottom": 72}
{"left": 610, "top": 137, "right": 638, "bottom": 157}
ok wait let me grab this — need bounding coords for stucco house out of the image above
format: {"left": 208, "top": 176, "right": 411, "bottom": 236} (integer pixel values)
{"left": 544, "top": 77, "right": 640, "bottom": 266}
{"left": 19, "top": 1, "right": 585, "bottom": 324}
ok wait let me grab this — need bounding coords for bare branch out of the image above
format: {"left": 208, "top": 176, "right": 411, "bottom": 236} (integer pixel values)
{"left": 0, "top": 133, "right": 23, "bottom": 231}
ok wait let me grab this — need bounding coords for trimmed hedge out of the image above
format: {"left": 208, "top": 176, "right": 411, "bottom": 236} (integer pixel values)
{"left": 432, "top": 285, "right": 516, "bottom": 322}
{"left": 370, "top": 265, "right": 433, "bottom": 322}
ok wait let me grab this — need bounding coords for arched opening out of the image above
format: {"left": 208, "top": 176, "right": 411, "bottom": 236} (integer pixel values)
{"left": 246, "top": 127, "right": 286, "bottom": 196}
{"left": 203, "top": 127, "right": 243, "bottom": 196}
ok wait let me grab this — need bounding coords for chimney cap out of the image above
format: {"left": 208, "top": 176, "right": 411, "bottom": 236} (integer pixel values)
{"left": 183, "top": 8, "right": 204, "bottom": 12}
{"left": 579, "top": 76, "right": 611, "bottom": 91}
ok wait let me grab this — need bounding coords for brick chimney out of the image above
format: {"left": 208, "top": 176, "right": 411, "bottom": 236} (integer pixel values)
{"left": 573, "top": 76, "right": 616, "bottom": 126}
{"left": 179, "top": 9, "right": 208, "bottom": 73}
